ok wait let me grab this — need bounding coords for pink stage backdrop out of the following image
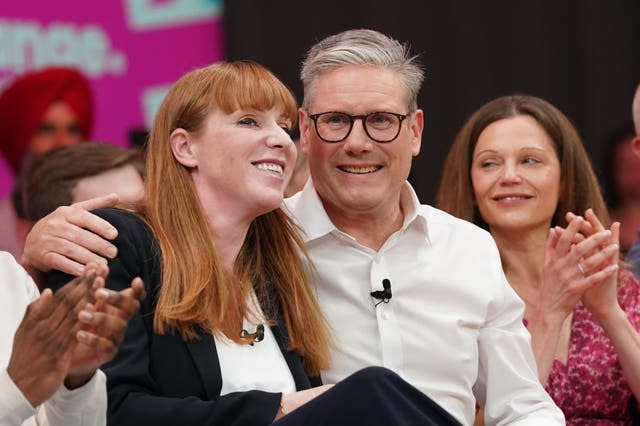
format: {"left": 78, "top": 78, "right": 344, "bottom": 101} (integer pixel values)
{"left": 0, "top": 0, "right": 224, "bottom": 197}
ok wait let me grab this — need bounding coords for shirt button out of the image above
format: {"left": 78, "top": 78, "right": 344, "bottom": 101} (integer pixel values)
{"left": 382, "top": 312, "right": 389, "bottom": 320}
{"left": 374, "top": 255, "right": 381, "bottom": 264}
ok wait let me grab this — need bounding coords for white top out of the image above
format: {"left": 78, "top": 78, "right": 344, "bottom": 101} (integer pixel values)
{"left": 284, "top": 180, "right": 565, "bottom": 426}
{"left": 0, "top": 251, "right": 106, "bottom": 426}
{"left": 213, "top": 291, "right": 296, "bottom": 396}
{"left": 0, "top": 197, "right": 22, "bottom": 260}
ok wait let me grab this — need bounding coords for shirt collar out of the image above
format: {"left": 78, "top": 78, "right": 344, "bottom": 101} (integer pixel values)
{"left": 283, "top": 179, "right": 336, "bottom": 242}
{"left": 284, "top": 179, "right": 429, "bottom": 244}
{"left": 398, "top": 182, "right": 430, "bottom": 243}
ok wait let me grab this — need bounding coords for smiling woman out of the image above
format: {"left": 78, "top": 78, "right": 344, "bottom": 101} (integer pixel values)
{"left": 470, "top": 115, "right": 562, "bottom": 234}
{"left": 44, "top": 61, "right": 332, "bottom": 425}
{"left": 437, "top": 94, "right": 640, "bottom": 425}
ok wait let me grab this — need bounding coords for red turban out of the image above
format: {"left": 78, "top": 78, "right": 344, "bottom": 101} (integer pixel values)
{"left": 0, "top": 67, "right": 93, "bottom": 173}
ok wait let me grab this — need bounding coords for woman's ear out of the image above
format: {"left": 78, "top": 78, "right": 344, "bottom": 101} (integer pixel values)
{"left": 170, "top": 128, "right": 198, "bottom": 168}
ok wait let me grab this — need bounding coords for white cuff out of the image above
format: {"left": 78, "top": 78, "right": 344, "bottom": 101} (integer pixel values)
{"left": 0, "top": 368, "right": 38, "bottom": 425}
{"left": 41, "top": 370, "right": 107, "bottom": 426}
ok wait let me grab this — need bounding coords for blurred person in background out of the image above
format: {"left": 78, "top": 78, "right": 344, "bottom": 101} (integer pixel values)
{"left": 11, "top": 142, "right": 144, "bottom": 265}
{"left": 283, "top": 127, "right": 310, "bottom": 197}
{"left": 601, "top": 127, "right": 640, "bottom": 253}
{"left": 626, "top": 84, "right": 640, "bottom": 278}
{"left": 0, "top": 67, "right": 93, "bottom": 259}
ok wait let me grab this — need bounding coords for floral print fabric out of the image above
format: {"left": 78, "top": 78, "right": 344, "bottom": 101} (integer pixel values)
{"left": 545, "top": 269, "right": 640, "bottom": 425}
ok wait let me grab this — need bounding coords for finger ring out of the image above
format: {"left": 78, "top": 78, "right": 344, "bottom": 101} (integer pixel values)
{"left": 577, "top": 262, "right": 586, "bottom": 275}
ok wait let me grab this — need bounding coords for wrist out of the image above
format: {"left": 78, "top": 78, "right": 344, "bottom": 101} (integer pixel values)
{"left": 528, "top": 308, "right": 567, "bottom": 331}
{"left": 274, "top": 394, "right": 288, "bottom": 421}
{"left": 595, "top": 304, "right": 626, "bottom": 328}
{"left": 64, "top": 371, "right": 95, "bottom": 390}
{"left": 7, "top": 369, "right": 39, "bottom": 407}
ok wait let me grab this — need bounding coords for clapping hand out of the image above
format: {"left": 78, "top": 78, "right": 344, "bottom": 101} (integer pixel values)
{"left": 66, "top": 266, "right": 146, "bottom": 388}
{"left": 6, "top": 263, "right": 145, "bottom": 406}
{"left": 566, "top": 209, "right": 620, "bottom": 320}
{"left": 541, "top": 213, "right": 615, "bottom": 322}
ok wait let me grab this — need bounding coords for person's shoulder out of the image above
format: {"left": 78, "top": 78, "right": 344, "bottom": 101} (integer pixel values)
{"left": 92, "top": 208, "right": 156, "bottom": 252}
{"left": 92, "top": 207, "right": 145, "bottom": 226}
{"left": 0, "top": 251, "right": 32, "bottom": 283}
{"left": 418, "top": 204, "right": 492, "bottom": 239}
{"left": 0, "top": 251, "right": 38, "bottom": 303}
{"left": 0, "top": 250, "right": 20, "bottom": 268}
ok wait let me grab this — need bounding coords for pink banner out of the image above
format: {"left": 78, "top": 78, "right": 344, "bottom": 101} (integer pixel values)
{"left": 0, "top": 0, "right": 224, "bottom": 196}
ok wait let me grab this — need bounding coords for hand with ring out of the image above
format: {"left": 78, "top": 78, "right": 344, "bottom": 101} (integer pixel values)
{"left": 539, "top": 213, "right": 618, "bottom": 325}
{"left": 566, "top": 209, "right": 620, "bottom": 321}
{"left": 577, "top": 261, "right": 586, "bottom": 276}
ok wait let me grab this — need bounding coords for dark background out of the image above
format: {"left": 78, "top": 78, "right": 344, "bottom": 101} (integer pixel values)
{"left": 224, "top": 0, "right": 640, "bottom": 205}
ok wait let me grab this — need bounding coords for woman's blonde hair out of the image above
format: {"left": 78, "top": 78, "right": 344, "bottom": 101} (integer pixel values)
{"left": 143, "top": 61, "right": 330, "bottom": 374}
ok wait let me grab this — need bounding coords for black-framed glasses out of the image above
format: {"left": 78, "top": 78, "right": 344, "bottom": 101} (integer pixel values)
{"left": 308, "top": 111, "right": 409, "bottom": 143}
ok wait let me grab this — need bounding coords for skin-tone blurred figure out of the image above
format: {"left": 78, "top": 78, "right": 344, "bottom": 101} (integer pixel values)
{"left": 284, "top": 150, "right": 309, "bottom": 198}
{"left": 437, "top": 94, "right": 640, "bottom": 425}
{"left": 0, "top": 67, "right": 93, "bottom": 259}
{"left": 11, "top": 143, "right": 144, "bottom": 259}
{"left": 625, "top": 84, "right": 640, "bottom": 277}
{"left": 602, "top": 129, "right": 640, "bottom": 252}
{"left": 283, "top": 129, "right": 310, "bottom": 198}
{"left": 633, "top": 84, "right": 640, "bottom": 147}
{"left": 73, "top": 166, "right": 143, "bottom": 203}
{"left": 0, "top": 254, "right": 145, "bottom": 426}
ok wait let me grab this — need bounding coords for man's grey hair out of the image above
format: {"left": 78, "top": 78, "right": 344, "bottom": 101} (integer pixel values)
{"left": 633, "top": 83, "right": 640, "bottom": 135}
{"left": 300, "top": 29, "right": 424, "bottom": 112}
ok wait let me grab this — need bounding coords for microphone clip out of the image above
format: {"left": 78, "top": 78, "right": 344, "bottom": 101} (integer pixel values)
{"left": 370, "top": 278, "right": 392, "bottom": 307}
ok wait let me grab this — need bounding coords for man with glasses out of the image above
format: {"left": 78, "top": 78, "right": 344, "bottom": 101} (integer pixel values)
{"left": 283, "top": 29, "right": 563, "bottom": 425}
{"left": 21, "top": 30, "right": 563, "bottom": 425}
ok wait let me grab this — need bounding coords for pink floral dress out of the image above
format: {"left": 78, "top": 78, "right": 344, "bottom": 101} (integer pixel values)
{"left": 545, "top": 269, "right": 640, "bottom": 425}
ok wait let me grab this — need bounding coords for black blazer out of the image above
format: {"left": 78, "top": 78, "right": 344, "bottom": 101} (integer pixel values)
{"left": 48, "top": 208, "right": 318, "bottom": 426}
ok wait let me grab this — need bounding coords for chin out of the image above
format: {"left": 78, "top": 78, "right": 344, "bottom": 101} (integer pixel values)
{"left": 256, "top": 193, "right": 285, "bottom": 213}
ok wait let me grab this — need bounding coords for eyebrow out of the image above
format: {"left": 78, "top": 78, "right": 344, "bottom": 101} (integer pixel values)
{"left": 475, "top": 146, "right": 548, "bottom": 155}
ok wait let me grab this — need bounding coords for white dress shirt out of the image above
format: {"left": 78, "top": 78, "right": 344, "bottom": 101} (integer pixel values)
{"left": 0, "top": 251, "right": 106, "bottom": 426}
{"left": 284, "top": 180, "right": 564, "bottom": 426}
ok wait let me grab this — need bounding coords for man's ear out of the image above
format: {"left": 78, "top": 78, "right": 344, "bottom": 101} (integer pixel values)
{"left": 410, "top": 109, "right": 424, "bottom": 157}
{"left": 298, "top": 108, "right": 311, "bottom": 155}
{"left": 631, "top": 135, "right": 640, "bottom": 160}
{"left": 169, "top": 128, "right": 198, "bottom": 168}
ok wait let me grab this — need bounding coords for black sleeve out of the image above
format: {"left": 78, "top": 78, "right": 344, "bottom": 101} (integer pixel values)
{"left": 47, "top": 208, "right": 283, "bottom": 426}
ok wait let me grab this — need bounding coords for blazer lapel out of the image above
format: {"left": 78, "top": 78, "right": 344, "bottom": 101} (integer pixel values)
{"left": 185, "top": 331, "right": 222, "bottom": 399}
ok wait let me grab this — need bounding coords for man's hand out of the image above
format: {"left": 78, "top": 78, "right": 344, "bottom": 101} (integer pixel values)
{"left": 22, "top": 194, "right": 119, "bottom": 279}
{"left": 6, "top": 265, "right": 103, "bottom": 407}
{"left": 66, "top": 275, "right": 146, "bottom": 387}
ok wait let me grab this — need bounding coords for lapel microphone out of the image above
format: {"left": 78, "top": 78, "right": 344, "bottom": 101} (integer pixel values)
{"left": 370, "top": 278, "right": 392, "bottom": 307}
